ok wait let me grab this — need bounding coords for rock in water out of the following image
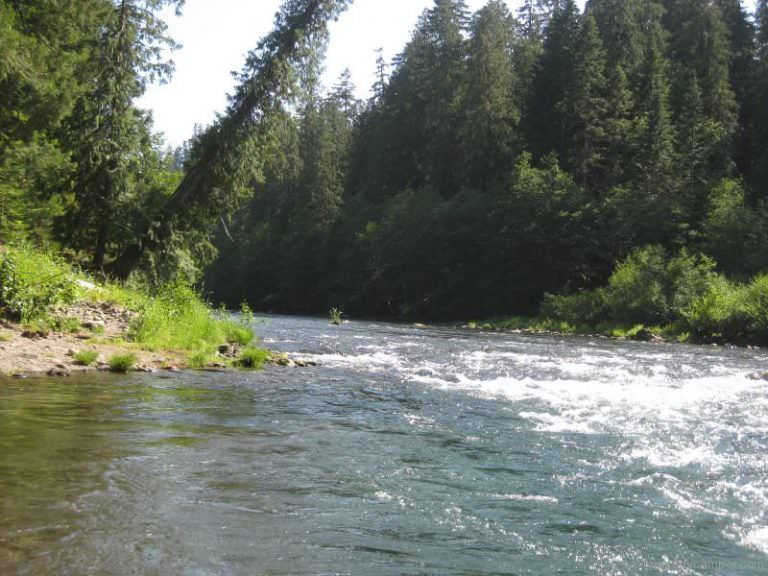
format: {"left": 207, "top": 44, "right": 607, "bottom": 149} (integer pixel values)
{"left": 47, "top": 366, "right": 71, "bottom": 377}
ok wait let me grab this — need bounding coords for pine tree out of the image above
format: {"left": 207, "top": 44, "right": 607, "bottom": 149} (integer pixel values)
{"left": 419, "top": 0, "right": 470, "bottom": 195}
{"left": 0, "top": 0, "right": 106, "bottom": 242}
{"left": 713, "top": 0, "right": 757, "bottom": 176}
{"left": 371, "top": 48, "right": 389, "bottom": 100}
{"left": 587, "top": 0, "right": 644, "bottom": 81}
{"left": 63, "top": 0, "right": 183, "bottom": 269}
{"left": 462, "top": 0, "right": 519, "bottom": 188}
{"left": 611, "top": 1, "right": 679, "bottom": 250}
{"left": 564, "top": 11, "right": 609, "bottom": 189}
{"left": 752, "top": 0, "right": 768, "bottom": 188}
{"left": 525, "top": 0, "right": 581, "bottom": 160}
{"left": 664, "top": 0, "right": 738, "bottom": 182}
{"left": 351, "top": 0, "right": 469, "bottom": 198}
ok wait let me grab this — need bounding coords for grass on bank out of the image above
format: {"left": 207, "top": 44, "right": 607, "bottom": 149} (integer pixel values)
{"left": 73, "top": 350, "right": 99, "bottom": 366}
{"left": 0, "top": 244, "right": 268, "bottom": 369}
{"left": 108, "top": 353, "right": 137, "bottom": 373}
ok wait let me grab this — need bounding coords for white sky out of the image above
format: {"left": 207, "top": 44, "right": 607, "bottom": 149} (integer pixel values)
{"left": 138, "top": 0, "right": 542, "bottom": 146}
{"left": 138, "top": 0, "right": 756, "bottom": 148}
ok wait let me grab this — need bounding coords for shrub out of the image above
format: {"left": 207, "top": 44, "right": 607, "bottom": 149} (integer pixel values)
{"left": 742, "top": 274, "right": 768, "bottom": 343}
{"left": 236, "top": 347, "right": 269, "bottom": 369}
{"left": 702, "top": 179, "right": 768, "bottom": 276}
{"left": 73, "top": 350, "right": 99, "bottom": 366}
{"left": 540, "top": 288, "right": 608, "bottom": 327}
{"left": 604, "top": 245, "right": 671, "bottom": 324}
{"left": 0, "top": 246, "right": 77, "bottom": 322}
{"left": 541, "top": 246, "right": 722, "bottom": 334}
{"left": 605, "top": 246, "right": 718, "bottom": 325}
{"left": 223, "top": 323, "right": 253, "bottom": 346}
{"left": 108, "top": 353, "right": 137, "bottom": 373}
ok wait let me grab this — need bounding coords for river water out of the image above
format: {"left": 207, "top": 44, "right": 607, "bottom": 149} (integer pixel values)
{"left": 1, "top": 315, "right": 767, "bottom": 575}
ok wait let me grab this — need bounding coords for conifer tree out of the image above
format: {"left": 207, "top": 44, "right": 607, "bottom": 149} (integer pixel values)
{"left": 664, "top": 0, "right": 738, "bottom": 183}
{"left": 525, "top": 0, "right": 581, "bottom": 160}
{"left": 463, "top": 0, "right": 519, "bottom": 188}
{"left": 587, "top": 0, "right": 642, "bottom": 73}
{"left": 713, "top": 0, "right": 756, "bottom": 175}
{"left": 564, "top": 11, "right": 609, "bottom": 189}
{"left": 752, "top": 0, "right": 768, "bottom": 194}
{"left": 63, "top": 0, "right": 183, "bottom": 269}
{"left": 611, "top": 1, "right": 678, "bottom": 250}
{"left": 0, "top": 0, "right": 106, "bottom": 242}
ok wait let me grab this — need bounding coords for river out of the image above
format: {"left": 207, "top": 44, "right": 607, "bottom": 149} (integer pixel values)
{"left": 1, "top": 315, "right": 767, "bottom": 575}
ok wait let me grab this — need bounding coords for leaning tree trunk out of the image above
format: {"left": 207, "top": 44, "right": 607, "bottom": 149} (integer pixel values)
{"left": 107, "top": 0, "right": 351, "bottom": 280}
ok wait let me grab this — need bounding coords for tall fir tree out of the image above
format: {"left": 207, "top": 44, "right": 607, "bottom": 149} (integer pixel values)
{"left": 525, "top": 0, "right": 581, "bottom": 161}
{"left": 664, "top": 0, "right": 738, "bottom": 186}
{"left": 462, "top": 0, "right": 519, "bottom": 188}
{"left": 713, "top": 0, "right": 757, "bottom": 177}
{"left": 753, "top": 0, "right": 768, "bottom": 197}
{"left": 586, "top": 0, "right": 644, "bottom": 83}
{"left": 563, "top": 11, "right": 609, "bottom": 190}
{"left": 609, "top": 0, "right": 679, "bottom": 251}
{"left": 63, "top": 0, "right": 183, "bottom": 269}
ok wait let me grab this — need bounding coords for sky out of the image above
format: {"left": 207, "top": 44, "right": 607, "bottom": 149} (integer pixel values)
{"left": 138, "top": 0, "right": 756, "bottom": 148}
{"left": 138, "top": 0, "right": 537, "bottom": 147}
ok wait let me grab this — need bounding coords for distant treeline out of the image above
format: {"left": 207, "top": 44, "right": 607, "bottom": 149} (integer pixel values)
{"left": 206, "top": 0, "right": 768, "bottom": 320}
{"left": 3, "top": 1, "right": 768, "bottom": 322}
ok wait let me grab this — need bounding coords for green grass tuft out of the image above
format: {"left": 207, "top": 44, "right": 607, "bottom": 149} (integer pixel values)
{"left": 329, "top": 307, "right": 343, "bottom": 325}
{"left": 73, "top": 350, "right": 99, "bottom": 366}
{"left": 130, "top": 283, "right": 254, "bottom": 353}
{"left": 236, "top": 347, "right": 269, "bottom": 369}
{"left": 108, "top": 353, "right": 137, "bottom": 373}
{"left": 187, "top": 351, "right": 214, "bottom": 369}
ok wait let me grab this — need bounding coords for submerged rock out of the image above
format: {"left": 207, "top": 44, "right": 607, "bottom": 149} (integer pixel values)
{"left": 47, "top": 365, "right": 71, "bottom": 377}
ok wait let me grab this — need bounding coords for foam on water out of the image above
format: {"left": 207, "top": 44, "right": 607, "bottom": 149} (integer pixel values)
{"left": 742, "top": 526, "right": 768, "bottom": 554}
{"left": 299, "top": 326, "right": 768, "bottom": 559}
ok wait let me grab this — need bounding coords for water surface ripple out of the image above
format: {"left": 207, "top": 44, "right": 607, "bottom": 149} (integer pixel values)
{"left": 1, "top": 315, "right": 767, "bottom": 575}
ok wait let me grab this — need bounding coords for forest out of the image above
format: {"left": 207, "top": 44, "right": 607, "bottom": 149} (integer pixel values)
{"left": 3, "top": 0, "right": 768, "bottom": 339}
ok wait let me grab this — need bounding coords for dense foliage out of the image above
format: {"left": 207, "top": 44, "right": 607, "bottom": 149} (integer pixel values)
{"left": 206, "top": 0, "right": 768, "bottom": 324}
{"left": 4, "top": 0, "right": 768, "bottom": 341}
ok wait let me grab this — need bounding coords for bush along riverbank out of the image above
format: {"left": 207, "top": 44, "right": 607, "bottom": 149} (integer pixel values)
{"left": 0, "top": 245, "right": 283, "bottom": 377}
{"left": 471, "top": 245, "right": 768, "bottom": 348}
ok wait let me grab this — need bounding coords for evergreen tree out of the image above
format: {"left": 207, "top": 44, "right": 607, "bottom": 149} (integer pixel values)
{"left": 587, "top": 0, "right": 644, "bottom": 81}
{"left": 664, "top": 0, "right": 738, "bottom": 185}
{"left": 563, "top": 11, "right": 609, "bottom": 189}
{"left": 462, "top": 0, "right": 519, "bottom": 188}
{"left": 0, "top": 0, "right": 106, "bottom": 242}
{"left": 713, "top": 0, "right": 757, "bottom": 176}
{"left": 525, "top": 0, "right": 581, "bottom": 161}
{"left": 349, "top": 0, "right": 469, "bottom": 198}
{"left": 753, "top": 0, "right": 768, "bottom": 195}
{"left": 414, "top": 0, "right": 470, "bottom": 195}
{"left": 62, "top": 0, "right": 183, "bottom": 269}
{"left": 609, "top": 1, "right": 678, "bottom": 252}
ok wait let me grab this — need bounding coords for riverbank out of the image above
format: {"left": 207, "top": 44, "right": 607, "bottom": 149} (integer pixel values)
{"left": 0, "top": 299, "right": 186, "bottom": 377}
{"left": 0, "top": 245, "right": 274, "bottom": 377}
{"left": 465, "top": 317, "right": 673, "bottom": 344}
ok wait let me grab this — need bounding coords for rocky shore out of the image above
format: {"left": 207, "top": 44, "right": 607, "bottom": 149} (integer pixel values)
{"left": 0, "top": 301, "right": 184, "bottom": 378}
{"left": 0, "top": 300, "right": 317, "bottom": 378}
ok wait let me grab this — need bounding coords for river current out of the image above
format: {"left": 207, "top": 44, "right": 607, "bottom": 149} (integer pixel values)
{"left": 1, "top": 315, "right": 767, "bottom": 575}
